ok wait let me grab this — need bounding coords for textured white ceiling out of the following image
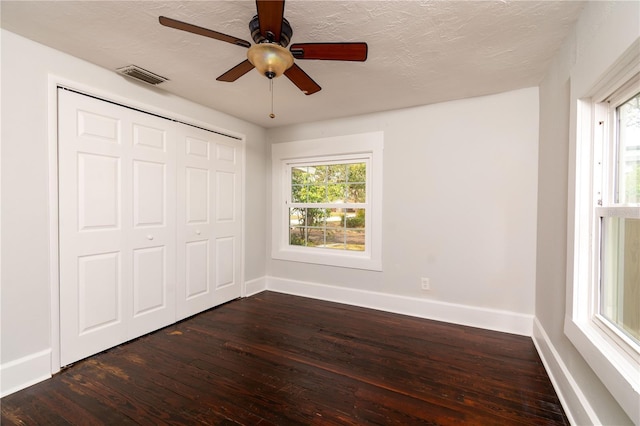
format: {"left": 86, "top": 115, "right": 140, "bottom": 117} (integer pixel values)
{"left": 1, "top": 1, "right": 584, "bottom": 128}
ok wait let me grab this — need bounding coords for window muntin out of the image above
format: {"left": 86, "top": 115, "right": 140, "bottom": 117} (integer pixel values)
{"left": 286, "top": 159, "right": 369, "bottom": 252}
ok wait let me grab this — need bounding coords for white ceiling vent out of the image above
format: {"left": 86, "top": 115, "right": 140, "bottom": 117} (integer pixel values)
{"left": 116, "top": 65, "right": 168, "bottom": 86}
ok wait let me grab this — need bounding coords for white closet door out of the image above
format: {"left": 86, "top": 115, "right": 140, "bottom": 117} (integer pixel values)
{"left": 211, "top": 138, "right": 243, "bottom": 306}
{"left": 128, "top": 108, "right": 177, "bottom": 338}
{"left": 58, "top": 90, "right": 176, "bottom": 366}
{"left": 175, "top": 126, "right": 242, "bottom": 319}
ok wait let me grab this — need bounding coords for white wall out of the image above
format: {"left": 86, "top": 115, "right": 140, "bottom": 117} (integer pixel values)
{"left": 266, "top": 87, "right": 539, "bottom": 330}
{"left": 0, "top": 30, "right": 267, "bottom": 396}
{"left": 535, "top": 1, "right": 638, "bottom": 424}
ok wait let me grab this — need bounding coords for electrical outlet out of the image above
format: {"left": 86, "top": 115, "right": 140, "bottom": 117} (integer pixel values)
{"left": 421, "top": 277, "right": 430, "bottom": 291}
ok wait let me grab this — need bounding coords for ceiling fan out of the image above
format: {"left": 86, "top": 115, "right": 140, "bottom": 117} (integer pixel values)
{"left": 159, "top": 0, "right": 368, "bottom": 97}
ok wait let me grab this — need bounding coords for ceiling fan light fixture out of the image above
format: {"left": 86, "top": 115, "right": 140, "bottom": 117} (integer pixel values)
{"left": 247, "top": 43, "right": 294, "bottom": 79}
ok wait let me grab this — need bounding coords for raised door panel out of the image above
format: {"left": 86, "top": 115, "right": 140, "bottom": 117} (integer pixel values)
{"left": 78, "top": 252, "right": 122, "bottom": 334}
{"left": 216, "top": 143, "right": 236, "bottom": 164}
{"left": 215, "top": 171, "right": 235, "bottom": 223}
{"left": 133, "top": 160, "right": 165, "bottom": 228}
{"left": 132, "top": 246, "right": 166, "bottom": 316}
{"left": 186, "top": 167, "right": 210, "bottom": 224}
{"left": 78, "top": 110, "right": 120, "bottom": 143}
{"left": 185, "top": 240, "right": 210, "bottom": 299}
{"left": 215, "top": 237, "right": 235, "bottom": 289}
{"left": 78, "top": 153, "right": 120, "bottom": 231}
{"left": 133, "top": 123, "right": 166, "bottom": 152}
{"left": 186, "top": 136, "right": 210, "bottom": 159}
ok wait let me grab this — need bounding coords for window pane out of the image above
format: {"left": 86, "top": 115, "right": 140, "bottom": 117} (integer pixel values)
{"left": 617, "top": 92, "right": 640, "bottom": 204}
{"left": 600, "top": 217, "right": 640, "bottom": 344}
{"left": 293, "top": 184, "right": 331, "bottom": 203}
{"left": 346, "top": 184, "right": 366, "bottom": 203}
{"left": 312, "top": 165, "right": 327, "bottom": 183}
{"left": 327, "top": 164, "right": 347, "bottom": 183}
{"left": 307, "top": 228, "right": 324, "bottom": 247}
{"left": 305, "top": 208, "right": 327, "bottom": 226}
{"left": 326, "top": 208, "right": 345, "bottom": 228}
{"left": 305, "top": 184, "right": 327, "bottom": 203}
{"left": 347, "top": 163, "right": 366, "bottom": 183}
{"left": 327, "top": 184, "right": 346, "bottom": 202}
{"left": 289, "top": 226, "right": 306, "bottom": 246}
{"left": 346, "top": 230, "right": 365, "bottom": 251}
{"left": 326, "top": 229, "right": 346, "bottom": 249}
{"left": 292, "top": 167, "right": 309, "bottom": 185}
{"left": 291, "top": 185, "right": 305, "bottom": 203}
{"left": 346, "top": 209, "right": 365, "bottom": 228}
{"left": 290, "top": 208, "right": 304, "bottom": 226}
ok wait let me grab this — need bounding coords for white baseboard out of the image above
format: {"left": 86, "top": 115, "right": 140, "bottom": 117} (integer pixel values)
{"left": 244, "top": 276, "right": 267, "bottom": 297}
{"left": 1, "top": 349, "right": 52, "bottom": 397}
{"left": 266, "top": 276, "right": 533, "bottom": 336}
{"left": 532, "top": 318, "right": 600, "bottom": 426}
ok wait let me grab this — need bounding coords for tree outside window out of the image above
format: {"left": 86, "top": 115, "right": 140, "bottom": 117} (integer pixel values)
{"left": 289, "top": 162, "right": 367, "bottom": 251}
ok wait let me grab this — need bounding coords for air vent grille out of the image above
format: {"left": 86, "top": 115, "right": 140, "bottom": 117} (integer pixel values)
{"left": 116, "top": 65, "right": 168, "bottom": 86}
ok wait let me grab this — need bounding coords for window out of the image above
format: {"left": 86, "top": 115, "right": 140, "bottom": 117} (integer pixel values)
{"left": 597, "top": 88, "right": 640, "bottom": 352}
{"left": 567, "top": 56, "right": 640, "bottom": 422}
{"left": 289, "top": 159, "right": 368, "bottom": 251}
{"left": 271, "top": 132, "right": 383, "bottom": 270}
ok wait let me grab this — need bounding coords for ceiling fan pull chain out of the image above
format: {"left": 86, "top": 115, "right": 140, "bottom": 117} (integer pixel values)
{"left": 269, "top": 78, "right": 276, "bottom": 119}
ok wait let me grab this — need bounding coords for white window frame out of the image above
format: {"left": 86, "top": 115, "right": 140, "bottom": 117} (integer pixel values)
{"left": 595, "top": 81, "right": 640, "bottom": 356}
{"left": 566, "top": 41, "right": 640, "bottom": 424}
{"left": 271, "top": 132, "right": 383, "bottom": 271}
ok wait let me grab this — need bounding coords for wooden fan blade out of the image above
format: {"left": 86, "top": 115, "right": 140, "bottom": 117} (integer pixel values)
{"left": 256, "top": 0, "right": 284, "bottom": 42}
{"left": 290, "top": 43, "right": 368, "bottom": 61}
{"left": 284, "top": 64, "right": 321, "bottom": 95}
{"left": 216, "top": 60, "right": 255, "bottom": 82}
{"left": 159, "top": 16, "right": 251, "bottom": 48}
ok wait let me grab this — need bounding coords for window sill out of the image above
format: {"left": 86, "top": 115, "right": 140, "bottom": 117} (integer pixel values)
{"left": 272, "top": 246, "right": 382, "bottom": 271}
{"left": 565, "top": 317, "right": 640, "bottom": 423}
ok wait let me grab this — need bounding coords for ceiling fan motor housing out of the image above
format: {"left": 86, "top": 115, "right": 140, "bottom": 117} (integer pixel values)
{"left": 249, "top": 15, "right": 292, "bottom": 47}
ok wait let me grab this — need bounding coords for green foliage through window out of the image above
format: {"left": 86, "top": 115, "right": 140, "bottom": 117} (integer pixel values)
{"left": 289, "top": 160, "right": 367, "bottom": 252}
{"left": 291, "top": 163, "right": 366, "bottom": 204}
{"left": 618, "top": 92, "right": 640, "bottom": 204}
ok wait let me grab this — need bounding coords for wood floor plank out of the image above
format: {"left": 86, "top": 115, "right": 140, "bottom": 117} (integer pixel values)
{"left": 1, "top": 291, "right": 569, "bottom": 425}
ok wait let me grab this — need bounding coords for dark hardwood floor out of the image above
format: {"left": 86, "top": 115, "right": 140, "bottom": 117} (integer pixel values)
{"left": 1, "top": 292, "right": 568, "bottom": 425}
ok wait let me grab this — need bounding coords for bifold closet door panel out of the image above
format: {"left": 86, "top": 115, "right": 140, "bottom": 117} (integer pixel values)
{"left": 176, "top": 126, "right": 215, "bottom": 319}
{"left": 58, "top": 90, "right": 177, "bottom": 366}
{"left": 175, "top": 125, "right": 242, "bottom": 320}
{"left": 212, "top": 138, "right": 243, "bottom": 307}
{"left": 128, "top": 109, "right": 177, "bottom": 339}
